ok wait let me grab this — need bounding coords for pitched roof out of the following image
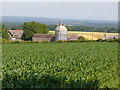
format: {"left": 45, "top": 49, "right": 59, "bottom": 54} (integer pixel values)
{"left": 33, "top": 34, "right": 54, "bottom": 38}
{"left": 55, "top": 23, "right": 68, "bottom": 31}
{"left": 8, "top": 30, "right": 23, "bottom": 36}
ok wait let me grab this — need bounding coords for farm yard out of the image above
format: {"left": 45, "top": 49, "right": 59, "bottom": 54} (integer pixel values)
{"left": 2, "top": 42, "right": 119, "bottom": 88}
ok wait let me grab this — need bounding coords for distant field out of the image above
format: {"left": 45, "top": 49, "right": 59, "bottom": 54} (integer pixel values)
{"left": 49, "top": 31, "right": 118, "bottom": 40}
{"left": 2, "top": 43, "right": 118, "bottom": 88}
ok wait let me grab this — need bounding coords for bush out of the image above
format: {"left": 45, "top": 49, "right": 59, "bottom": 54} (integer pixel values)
{"left": 96, "top": 38, "right": 120, "bottom": 42}
{"left": 17, "top": 41, "right": 39, "bottom": 43}
{"left": 68, "top": 40, "right": 76, "bottom": 42}
{"left": 13, "top": 41, "right": 20, "bottom": 43}
{"left": 41, "top": 41, "right": 49, "bottom": 43}
{"left": 107, "top": 40, "right": 115, "bottom": 42}
{"left": 96, "top": 39, "right": 103, "bottom": 42}
{"left": 107, "top": 39, "right": 120, "bottom": 43}
{"left": 78, "top": 36, "right": 86, "bottom": 40}
{"left": 114, "top": 39, "right": 120, "bottom": 43}
{"left": 32, "top": 41, "right": 39, "bottom": 43}
{"left": 64, "top": 40, "right": 95, "bottom": 42}
{"left": 55, "top": 40, "right": 64, "bottom": 43}
{"left": 96, "top": 39, "right": 108, "bottom": 42}
{"left": 2, "top": 40, "right": 40, "bottom": 44}
{"left": 2, "top": 39, "right": 11, "bottom": 44}
{"left": 79, "top": 40, "right": 90, "bottom": 42}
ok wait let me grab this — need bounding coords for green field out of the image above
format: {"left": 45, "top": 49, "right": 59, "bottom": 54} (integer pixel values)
{"left": 2, "top": 42, "right": 119, "bottom": 88}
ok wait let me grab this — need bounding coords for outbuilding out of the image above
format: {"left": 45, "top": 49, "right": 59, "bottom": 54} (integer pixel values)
{"left": 32, "top": 34, "right": 55, "bottom": 42}
{"left": 7, "top": 29, "right": 23, "bottom": 41}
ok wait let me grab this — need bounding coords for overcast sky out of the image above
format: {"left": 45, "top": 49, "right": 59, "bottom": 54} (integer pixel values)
{"left": 1, "top": 2, "right": 118, "bottom": 21}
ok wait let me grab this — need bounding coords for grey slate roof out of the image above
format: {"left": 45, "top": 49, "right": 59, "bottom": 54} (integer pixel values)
{"left": 33, "top": 34, "right": 54, "bottom": 38}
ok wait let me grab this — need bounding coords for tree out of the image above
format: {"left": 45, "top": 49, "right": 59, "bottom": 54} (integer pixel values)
{"left": 21, "top": 30, "right": 34, "bottom": 41}
{"left": 22, "top": 22, "right": 49, "bottom": 41}
{"left": 1, "top": 24, "right": 9, "bottom": 40}
{"left": 78, "top": 36, "right": 85, "bottom": 40}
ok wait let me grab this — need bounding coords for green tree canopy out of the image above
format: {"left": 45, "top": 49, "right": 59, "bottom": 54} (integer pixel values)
{"left": 1, "top": 24, "right": 9, "bottom": 40}
{"left": 78, "top": 36, "right": 85, "bottom": 40}
{"left": 22, "top": 22, "right": 49, "bottom": 41}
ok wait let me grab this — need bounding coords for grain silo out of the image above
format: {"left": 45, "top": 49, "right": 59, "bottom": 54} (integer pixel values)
{"left": 55, "top": 23, "right": 68, "bottom": 41}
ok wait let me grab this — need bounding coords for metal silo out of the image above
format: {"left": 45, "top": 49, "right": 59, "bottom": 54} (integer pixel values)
{"left": 55, "top": 23, "right": 68, "bottom": 41}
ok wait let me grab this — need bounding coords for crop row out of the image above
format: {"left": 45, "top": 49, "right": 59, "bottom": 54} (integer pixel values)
{"left": 2, "top": 42, "right": 119, "bottom": 88}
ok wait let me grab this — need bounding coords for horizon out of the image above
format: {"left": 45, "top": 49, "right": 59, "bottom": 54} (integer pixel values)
{"left": 1, "top": 16, "right": 118, "bottom": 22}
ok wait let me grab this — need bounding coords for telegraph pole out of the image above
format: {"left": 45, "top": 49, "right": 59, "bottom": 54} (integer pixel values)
{"left": 92, "top": 27, "right": 95, "bottom": 40}
{"left": 104, "top": 30, "right": 107, "bottom": 39}
{"left": 92, "top": 32, "right": 93, "bottom": 40}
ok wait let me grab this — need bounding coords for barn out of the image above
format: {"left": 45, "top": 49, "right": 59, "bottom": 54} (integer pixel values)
{"left": 7, "top": 29, "right": 23, "bottom": 41}
{"left": 32, "top": 34, "right": 55, "bottom": 42}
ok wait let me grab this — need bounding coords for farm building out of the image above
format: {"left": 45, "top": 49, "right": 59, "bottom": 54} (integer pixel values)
{"left": 68, "top": 34, "right": 79, "bottom": 40}
{"left": 32, "top": 23, "right": 80, "bottom": 42}
{"left": 32, "top": 34, "right": 55, "bottom": 42}
{"left": 7, "top": 29, "right": 23, "bottom": 41}
{"left": 55, "top": 23, "right": 68, "bottom": 41}
{"left": 100, "top": 34, "right": 120, "bottom": 40}
{"left": 7, "top": 23, "right": 80, "bottom": 42}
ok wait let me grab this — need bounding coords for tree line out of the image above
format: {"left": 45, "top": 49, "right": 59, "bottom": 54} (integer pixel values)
{"left": 48, "top": 25, "right": 118, "bottom": 33}
{"left": 2, "top": 23, "right": 118, "bottom": 33}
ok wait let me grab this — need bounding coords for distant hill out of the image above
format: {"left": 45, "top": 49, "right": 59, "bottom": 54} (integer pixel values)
{"left": 1, "top": 16, "right": 118, "bottom": 28}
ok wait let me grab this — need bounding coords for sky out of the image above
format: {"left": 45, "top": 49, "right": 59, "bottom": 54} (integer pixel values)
{"left": 1, "top": 1, "right": 118, "bottom": 21}
{"left": 1, "top": 0, "right": 119, "bottom": 2}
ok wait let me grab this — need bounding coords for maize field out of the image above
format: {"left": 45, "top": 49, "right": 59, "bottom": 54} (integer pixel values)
{"left": 2, "top": 42, "right": 119, "bottom": 88}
